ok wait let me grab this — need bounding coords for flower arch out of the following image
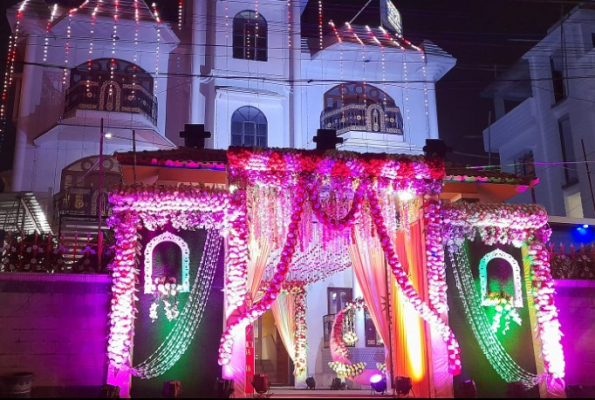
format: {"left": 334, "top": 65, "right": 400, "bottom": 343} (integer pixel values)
{"left": 479, "top": 249, "right": 523, "bottom": 308}
{"left": 143, "top": 232, "right": 191, "bottom": 294}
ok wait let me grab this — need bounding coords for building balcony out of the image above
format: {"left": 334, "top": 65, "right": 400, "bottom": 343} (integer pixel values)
{"left": 321, "top": 104, "right": 403, "bottom": 136}
{"left": 64, "top": 81, "right": 158, "bottom": 127}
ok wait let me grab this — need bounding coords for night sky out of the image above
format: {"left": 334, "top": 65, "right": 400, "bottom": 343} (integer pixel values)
{"left": 0, "top": 0, "right": 580, "bottom": 170}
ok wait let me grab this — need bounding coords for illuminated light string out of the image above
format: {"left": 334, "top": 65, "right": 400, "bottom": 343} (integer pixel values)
{"left": 178, "top": 0, "right": 184, "bottom": 31}
{"left": 448, "top": 244, "right": 538, "bottom": 388}
{"left": 152, "top": 3, "right": 162, "bottom": 93}
{"left": 63, "top": 11, "right": 73, "bottom": 86}
{"left": 420, "top": 49, "right": 431, "bottom": 137}
{"left": 329, "top": 21, "right": 346, "bottom": 129}
{"left": 287, "top": 0, "right": 291, "bottom": 48}
{"left": 318, "top": 0, "right": 324, "bottom": 49}
{"left": 133, "top": 231, "right": 222, "bottom": 379}
{"left": 87, "top": 2, "right": 100, "bottom": 93}
{"left": 133, "top": 0, "right": 140, "bottom": 97}
{"left": 43, "top": 4, "right": 59, "bottom": 63}
{"left": 109, "top": 0, "right": 120, "bottom": 98}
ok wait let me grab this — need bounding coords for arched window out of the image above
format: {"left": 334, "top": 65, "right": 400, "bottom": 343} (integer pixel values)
{"left": 320, "top": 83, "right": 404, "bottom": 135}
{"left": 233, "top": 11, "right": 268, "bottom": 61}
{"left": 231, "top": 106, "right": 268, "bottom": 147}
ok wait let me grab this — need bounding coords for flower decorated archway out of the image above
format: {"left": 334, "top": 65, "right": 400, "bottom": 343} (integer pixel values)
{"left": 106, "top": 186, "right": 248, "bottom": 397}
{"left": 443, "top": 203, "right": 565, "bottom": 396}
{"left": 218, "top": 147, "right": 462, "bottom": 382}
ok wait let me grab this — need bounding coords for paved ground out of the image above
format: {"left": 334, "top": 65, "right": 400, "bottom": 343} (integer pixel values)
{"left": 255, "top": 387, "right": 397, "bottom": 398}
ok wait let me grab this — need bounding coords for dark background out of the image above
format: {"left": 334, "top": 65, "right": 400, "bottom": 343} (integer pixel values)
{"left": 132, "top": 228, "right": 225, "bottom": 399}
{"left": 0, "top": 0, "right": 580, "bottom": 170}
{"left": 446, "top": 241, "right": 539, "bottom": 398}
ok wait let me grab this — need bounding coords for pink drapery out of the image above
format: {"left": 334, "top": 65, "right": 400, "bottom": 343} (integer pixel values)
{"left": 348, "top": 232, "right": 391, "bottom": 375}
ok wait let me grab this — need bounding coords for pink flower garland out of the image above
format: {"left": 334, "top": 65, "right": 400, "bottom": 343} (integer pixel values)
{"left": 528, "top": 242, "right": 565, "bottom": 379}
{"left": 307, "top": 179, "right": 366, "bottom": 231}
{"left": 219, "top": 182, "right": 306, "bottom": 366}
{"left": 368, "top": 187, "right": 462, "bottom": 375}
{"left": 425, "top": 197, "right": 448, "bottom": 313}
{"left": 107, "top": 212, "right": 140, "bottom": 370}
{"left": 293, "top": 291, "right": 308, "bottom": 376}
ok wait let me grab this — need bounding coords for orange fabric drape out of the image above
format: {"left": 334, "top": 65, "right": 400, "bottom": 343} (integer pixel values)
{"left": 392, "top": 220, "right": 432, "bottom": 398}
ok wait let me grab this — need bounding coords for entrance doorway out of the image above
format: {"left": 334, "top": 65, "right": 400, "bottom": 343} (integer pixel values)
{"left": 254, "top": 310, "right": 294, "bottom": 386}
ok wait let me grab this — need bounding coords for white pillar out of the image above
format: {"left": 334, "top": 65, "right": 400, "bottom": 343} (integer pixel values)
{"left": 190, "top": 0, "right": 207, "bottom": 126}
{"left": 12, "top": 34, "right": 38, "bottom": 192}
{"left": 290, "top": 0, "right": 303, "bottom": 149}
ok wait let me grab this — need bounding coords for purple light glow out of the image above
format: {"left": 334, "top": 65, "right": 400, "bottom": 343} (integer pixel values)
{"left": 370, "top": 374, "right": 383, "bottom": 384}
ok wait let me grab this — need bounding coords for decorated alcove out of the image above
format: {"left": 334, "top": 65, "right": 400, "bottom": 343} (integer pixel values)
{"left": 105, "top": 148, "right": 565, "bottom": 398}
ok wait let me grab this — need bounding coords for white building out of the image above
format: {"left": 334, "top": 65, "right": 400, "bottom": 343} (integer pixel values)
{"left": 482, "top": 5, "right": 595, "bottom": 219}
{"left": 2, "top": 0, "right": 455, "bottom": 390}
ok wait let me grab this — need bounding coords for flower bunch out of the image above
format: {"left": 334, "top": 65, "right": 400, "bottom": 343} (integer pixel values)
{"left": 293, "top": 291, "right": 308, "bottom": 376}
{"left": 483, "top": 292, "right": 522, "bottom": 335}
{"left": 329, "top": 361, "right": 366, "bottom": 379}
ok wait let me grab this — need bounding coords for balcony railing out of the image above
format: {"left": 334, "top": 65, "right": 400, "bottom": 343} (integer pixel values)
{"left": 321, "top": 104, "right": 403, "bottom": 136}
{"left": 549, "top": 243, "right": 595, "bottom": 280}
{"left": 65, "top": 81, "right": 158, "bottom": 126}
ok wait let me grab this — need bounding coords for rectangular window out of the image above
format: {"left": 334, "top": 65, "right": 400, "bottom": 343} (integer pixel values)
{"left": 327, "top": 288, "right": 352, "bottom": 315}
{"left": 514, "top": 150, "right": 536, "bottom": 177}
{"left": 558, "top": 116, "right": 579, "bottom": 186}
{"left": 550, "top": 56, "right": 566, "bottom": 104}
{"left": 591, "top": 32, "right": 595, "bottom": 49}
{"left": 565, "top": 190, "right": 584, "bottom": 218}
{"left": 364, "top": 310, "right": 384, "bottom": 347}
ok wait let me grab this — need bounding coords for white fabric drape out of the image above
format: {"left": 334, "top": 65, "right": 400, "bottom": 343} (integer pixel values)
{"left": 247, "top": 240, "right": 272, "bottom": 301}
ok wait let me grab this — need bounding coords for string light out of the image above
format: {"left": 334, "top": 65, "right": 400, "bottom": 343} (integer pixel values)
{"left": 133, "top": 231, "right": 222, "bottom": 379}
{"left": 318, "top": 0, "right": 324, "bottom": 49}
{"left": 43, "top": 4, "right": 59, "bottom": 63}
{"left": 421, "top": 50, "right": 431, "bottom": 136}
{"left": 329, "top": 21, "right": 345, "bottom": 131}
{"left": 448, "top": 244, "right": 538, "bottom": 388}
{"left": 87, "top": 2, "right": 100, "bottom": 93}
{"left": 152, "top": 3, "right": 162, "bottom": 93}
{"left": 402, "top": 39, "right": 411, "bottom": 137}
{"left": 133, "top": 0, "right": 140, "bottom": 98}
{"left": 109, "top": 0, "right": 120, "bottom": 99}
{"left": 178, "top": 0, "right": 184, "bottom": 31}
{"left": 63, "top": 10, "right": 73, "bottom": 86}
{"left": 287, "top": 0, "right": 291, "bottom": 49}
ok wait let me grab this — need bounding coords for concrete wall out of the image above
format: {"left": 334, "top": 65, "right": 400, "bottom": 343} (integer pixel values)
{"left": 0, "top": 273, "right": 110, "bottom": 397}
{"left": 554, "top": 280, "right": 595, "bottom": 386}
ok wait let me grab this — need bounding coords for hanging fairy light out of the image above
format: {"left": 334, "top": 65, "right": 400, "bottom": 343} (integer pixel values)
{"left": 402, "top": 38, "right": 411, "bottom": 135}
{"left": 87, "top": 2, "right": 100, "bottom": 93}
{"left": 318, "top": 0, "right": 323, "bottom": 49}
{"left": 43, "top": 4, "right": 59, "bottom": 63}
{"left": 329, "top": 21, "right": 345, "bottom": 128}
{"left": 420, "top": 50, "right": 431, "bottom": 136}
{"left": 62, "top": 10, "right": 74, "bottom": 86}
{"left": 108, "top": 0, "right": 120, "bottom": 99}
{"left": 178, "top": 0, "right": 184, "bottom": 31}
{"left": 131, "top": 0, "right": 140, "bottom": 98}
{"left": 287, "top": 0, "right": 291, "bottom": 48}
{"left": 152, "top": 3, "right": 162, "bottom": 93}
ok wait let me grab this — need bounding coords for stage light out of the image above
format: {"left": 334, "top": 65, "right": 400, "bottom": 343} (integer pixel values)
{"left": 214, "top": 378, "right": 234, "bottom": 399}
{"left": 370, "top": 374, "right": 387, "bottom": 394}
{"left": 306, "top": 377, "right": 316, "bottom": 390}
{"left": 458, "top": 379, "right": 477, "bottom": 398}
{"left": 395, "top": 376, "right": 412, "bottom": 396}
{"left": 251, "top": 374, "right": 270, "bottom": 395}
{"left": 163, "top": 381, "right": 181, "bottom": 398}
{"left": 98, "top": 384, "right": 120, "bottom": 398}
{"left": 330, "top": 377, "right": 344, "bottom": 390}
{"left": 398, "top": 190, "right": 415, "bottom": 202}
{"left": 584, "top": 224, "right": 589, "bottom": 229}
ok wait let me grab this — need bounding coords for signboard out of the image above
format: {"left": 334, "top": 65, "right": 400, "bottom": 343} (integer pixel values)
{"left": 380, "top": 0, "right": 403, "bottom": 36}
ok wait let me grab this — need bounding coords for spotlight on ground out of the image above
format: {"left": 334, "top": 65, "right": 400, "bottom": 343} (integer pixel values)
{"left": 459, "top": 379, "right": 477, "bottom": 398}
{"left": 306, "top": 377, "right": 316, "bottom": 390}
{"left": 214, "top": 378, "right": 234, "bottom": 399}
{"left": 370, "top": 374, "right": 387, "bottom": 394}
{"left": 395, "top": 376, "right": 412, "bottom": 396}
{"left": 251, "top": 374, "right": 270, "bottom": 396}
{"left": 162, "top": 381, "right": 181, "bottom": 398}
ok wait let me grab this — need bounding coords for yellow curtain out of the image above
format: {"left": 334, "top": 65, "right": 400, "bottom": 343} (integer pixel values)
{"left": 392, "top": 219, "right": 431, "bottom": 398}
